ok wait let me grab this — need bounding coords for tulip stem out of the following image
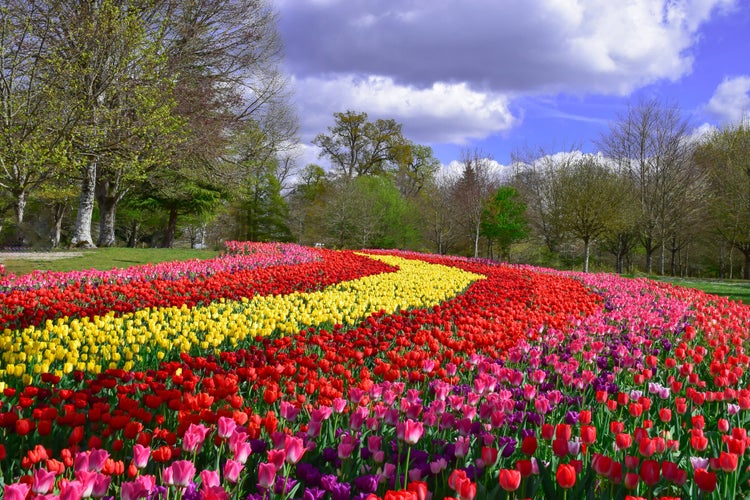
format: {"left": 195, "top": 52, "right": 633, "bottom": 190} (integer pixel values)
{"left": 401, "top": 445, "right": 412, "bottom": 490}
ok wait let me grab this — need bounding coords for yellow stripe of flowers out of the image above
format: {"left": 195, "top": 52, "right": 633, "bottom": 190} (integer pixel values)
{"left": 0, "top": 254, "right": 484, "bottom": 385}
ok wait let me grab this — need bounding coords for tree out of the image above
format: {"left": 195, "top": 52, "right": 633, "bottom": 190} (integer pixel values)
{"left": 391, "top": 142, "right": 440, "bottom": 198}
{"left": 452, "top": 149, "right": 499, "bottom": 258}
{"left": 322, "top": 176, "right": 417, "bottom": 249}
{"left": 418, "top": 174, "right": 460, "bottom": 255}
{"left": 694, "top": 122, "right": 750, "bottom": 279}
{"left": 0, "top": 1, "right": 75, "bottom": 242}
{"left": 555, "top": 156, "right": 630, "bottom": 272}
{"left": 313, "top": 110, "right": 407, "bottom": 179}
{"left": 598, "top": 98, "right": 694, "bottom": 273}
{"left": 287, "top": 163, "right": 328, "bottom": 245}
{"left": 480, "top": 186, "right": 528, "bottom": 261}
{"left": 510, "top": 148, "right": 579, "bottom": 255}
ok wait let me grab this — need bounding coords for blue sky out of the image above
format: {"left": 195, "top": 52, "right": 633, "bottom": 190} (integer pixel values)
{"left": 276, "top": 0, "right": 750, "bottom": 170}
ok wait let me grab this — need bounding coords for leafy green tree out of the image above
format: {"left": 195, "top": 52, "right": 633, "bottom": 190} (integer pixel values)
{"left": 556, "top": 156, "right": 631, "bottom": 272}
{"left": 0, "top": 2, "right": 76, "bottom": 242}
{"left": 391, "top": 142, "right": 440, "bottom": 198}
{"left": 480, "top": 186, "right": 528, "bottom": 261}
{"left": 694, "top": 123, "right": 750, "bottom": 279}
{"left": 313, "top": 111, "right": 407, "bottom": 179}
{"left": 231, "top": 167, "right": 292, "bottom": 242}
{"left": 323, "top": 176, "right": 417, "bottom": 249}
{"left": 287, "top": 164, "right": 329, "bottom": 244}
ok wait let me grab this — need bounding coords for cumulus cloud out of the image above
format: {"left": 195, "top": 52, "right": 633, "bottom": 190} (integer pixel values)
{"left": 277, "top": 0, "right": 735, "bottom": 154}
{"left": 278, "top": 0, "right": 734, "bottom": 95}
{"left": 293, "top": 75, "right": 517, "bottom": 144}
{"left": 704, "top": 76, "right": 750, "bottom": 124}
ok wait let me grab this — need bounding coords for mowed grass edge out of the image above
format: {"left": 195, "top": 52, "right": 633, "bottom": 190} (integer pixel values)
{"left": 0, "top": 247, "right": 221, "bottom": 275}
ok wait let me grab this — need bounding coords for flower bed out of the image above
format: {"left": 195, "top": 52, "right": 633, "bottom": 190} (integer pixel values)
{"left": 1, "top": 245, "right": 749, "bottom": 499}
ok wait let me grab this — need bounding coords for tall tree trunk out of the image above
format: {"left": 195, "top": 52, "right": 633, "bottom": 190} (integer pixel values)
{"left": 51, "top": 203, "right": 66, "bottom": 248}
{"left": 127, "top": 219, "right": 139, "bottom": 247}
{"left": 161, "top": 207, "right": 178, "bottom": 248}
{"left": 96, "top": 175, "right": 122, "bottom": 247}
{"left": 71, "top": 162, "right": 97, "bottom": 248}
{"left": 744, "top": 249, "right": 750, "bottom": 281}
{"left": 660, "top": 240, "right": 665, "bottom": 275}
{"left": 97, "top": 196, "right": 117, "bottom": 247}
{"left": 473, "top": 223, "right": 480, "bottom": 258}
{"left": 583, "top": 237, "right": 590, "bottom": 273}
{"left": 13, "top": 189, "right": 27, "bottom": 245}
{"left": 15, "top": 190, "right": 26, "bottom": 225}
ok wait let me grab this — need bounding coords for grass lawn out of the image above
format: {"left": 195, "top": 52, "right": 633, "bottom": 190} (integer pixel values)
{"left": 649, "top": 276, "right": 750, "bottom": 305}
{"left": 0, "top": 247, "right": 221, "bottom": 276}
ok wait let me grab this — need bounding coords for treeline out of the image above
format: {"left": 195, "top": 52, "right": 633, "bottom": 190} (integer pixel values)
{"left": 289, "top": 105, "right": 750, "bottom": 280}
{"left": 0, "top": 0, "right": 296, "bottom": 248}
{"left": 1, "top": 3, "right": 748, "bottom": 279}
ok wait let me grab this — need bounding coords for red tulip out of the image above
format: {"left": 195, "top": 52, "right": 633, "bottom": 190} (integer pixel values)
{"left": 639, "top": 459, "right": 660, "bottom": 486}
{"left": 521, "top": 436, "right": 537, "bottom": 455}
{"left": 580, "top": 425, "right": 596, "bottom": 444}
{"left": 556, "top": 463, "right": 576, "bottom": 489}
{"left": 658, "top": 408, "right": 671, "bottom": 423}
{"left": 615, "top": 433, "right": 633, "bottom": 450}
{"left": 498, "top": 469, "right": 521, "bottom": 492}
{"left": 719, "top": 452, "right": 739, "bottom": 472}
{"left": 694, "top": 469, "right": 717, "bottom": 493}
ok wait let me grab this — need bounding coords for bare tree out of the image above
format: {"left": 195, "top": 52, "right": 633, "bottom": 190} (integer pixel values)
{"left": 598, "top": 98, "right": 694, "bottom": 274}
{"left": 419, "top": 173, "right": 460, "bottom": 255}
{"left": 452, "top": 149, "right": 499, "bottom": 258}
{"left": 510, "top": 147, "right": 580, "bottom": 254}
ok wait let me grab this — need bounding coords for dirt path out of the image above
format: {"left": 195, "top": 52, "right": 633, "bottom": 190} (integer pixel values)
{"left": 0, "top": 251, "right": 84, "bottom": 261}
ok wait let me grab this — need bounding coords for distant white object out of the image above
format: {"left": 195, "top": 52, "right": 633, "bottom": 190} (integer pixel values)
{"left": 314, "top": 242, "right": 325, "bottom": 248}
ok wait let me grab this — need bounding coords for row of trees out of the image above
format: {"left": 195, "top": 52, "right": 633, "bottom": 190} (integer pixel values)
{"left": 512, "top": 101, "right": 750, "bottom": 278}
{"left": 0, "top": 0, "right": 296, "bottom": 248}
{"left": 284, "top": 103, "right": 750, "bottom": 280}
{"left": 0, "top": 1, "right": 747, "bottom": 278}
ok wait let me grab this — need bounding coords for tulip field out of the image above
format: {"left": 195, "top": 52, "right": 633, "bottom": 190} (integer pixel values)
{"left": 1, "top": 243, "right": 750, "bottom": 500}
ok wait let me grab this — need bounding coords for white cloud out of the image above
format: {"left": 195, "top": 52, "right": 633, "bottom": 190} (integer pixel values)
{"left": 440, "top": 158, "right": 511, "bottom": 182}
{"left": 292, "top": 75, "right": 518, "bottom": 145}
{"left": 704, "top": 76, "right": 750, "bottom": 124}
{"left": 279, "top": 0, "right": 736, "bottom": 96}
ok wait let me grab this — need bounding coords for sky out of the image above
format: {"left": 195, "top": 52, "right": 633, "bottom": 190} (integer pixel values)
{"left": 275, "top": 0, "right": 750, "bottom": 172}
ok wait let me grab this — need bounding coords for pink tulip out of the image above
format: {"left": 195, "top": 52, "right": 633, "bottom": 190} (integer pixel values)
{"left": 4, "top": 483, "right": 31, "bottom": 500}
{"left": 59, "top": 480, "right": 84, "bottom": 500}
{"left": 182, "top": 423, "right": 211, "bottom": 454}
{"left": 402, "top": 419, "right": 424, "bottom": 445}
{"left": 132, "top": 444, "right": 151, "bottom": 469}
{"left": 33, "top": 468, "right": 57, "bottom": 495}
{"left": 332, "top": 398, "right": 347, "bottom": 413}
{"left": 279, "top": 401, "right": 300, "bottom": 421}
{"left": 232, "top": 441, "right": 252, "bottom": 464}
{"left": 201, "top": 470, "right": 221, "bottom": 489}
{"left": 284, "top": 435, "right": 306, "bottom": 464}
{"left": 121, "top": 481, "right": 149, "bottom": 500}
{"left": 267, "top": 448, "right": 286, "bottom": 469}
{"left": 88, "top": 450, "right": 109, "bottom": 472}
{"left": 164, "top": 460, "right": 196, "bottom": 488}
{"left": 74, "top": 470, "right": 98, "bottom": 497}
{"left": 454, "top": 436, "right": 471, "bottom": 457}
{"left": 217, "top": 417, "right": 237, "bottom": 439}
{"left": 223, "top": 459, "right": 244, "bottom": 484}
{"left": 91, "top": 474, "right": 111, "bottom": 498}
{"left": 257, "top": 463, "right": 276, "bottom": 489}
